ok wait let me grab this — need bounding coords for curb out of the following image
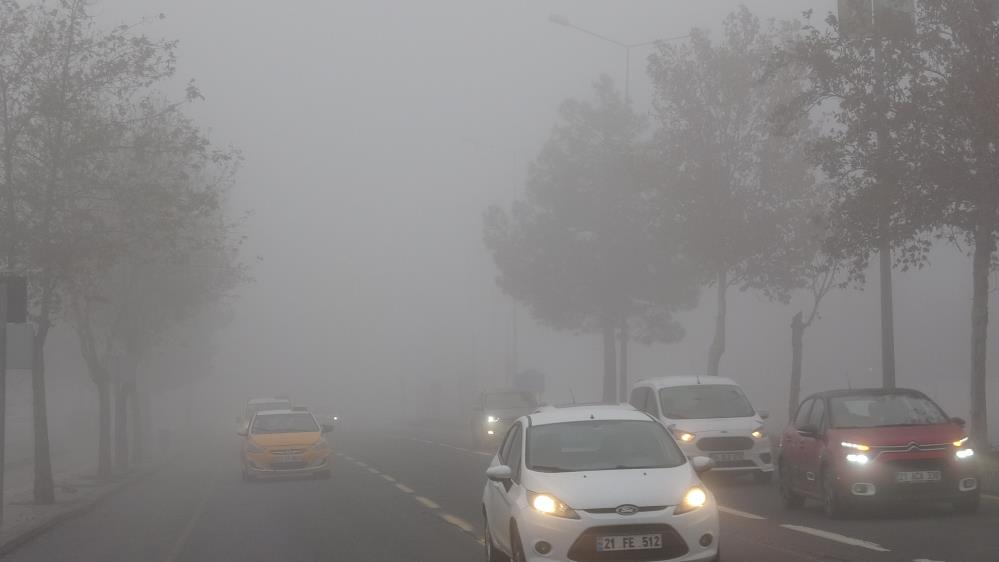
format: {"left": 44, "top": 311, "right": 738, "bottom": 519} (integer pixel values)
{"left": 0, "top": 462, "right": 162, "bottom": 556}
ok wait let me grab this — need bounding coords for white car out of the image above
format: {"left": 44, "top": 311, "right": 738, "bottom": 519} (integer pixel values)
{"left": 630, "top": 376, "right": 774, "bottom": 483}
{"left": 481, "top": 404, "right": 720, "bottom": 562}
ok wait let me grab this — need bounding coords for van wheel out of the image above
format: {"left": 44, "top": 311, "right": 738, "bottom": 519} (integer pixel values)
{"left": 779, "top": 462, "right": 803, "bottom": 508}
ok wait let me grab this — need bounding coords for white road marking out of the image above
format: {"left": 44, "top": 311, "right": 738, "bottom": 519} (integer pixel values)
{"left": 414, "top": 495, "right": 441, "bottom": 509}
{"left": 780, "top": 524, "right": 890, "bottom": 552}
{"left": 396, "top": 483, "right": 415, "bottom": 494}
{"left": 366, "top": 467, "right": 380, "bottom": 475}
{"left": 913, "top": 559, "right": 946, "bottom": 562}
{"left": 163, "top": 467, "right": 220, "bottom": 562}
{"left": 475, "top": 451, "right": 492, "bottom": 457}
{"left": 355, "top": 461, "right": 368, "bottom": 468}
{"left": 380, "top": 474, "right": 396, "bottom": 483}
{"left": 440, "top": 513, "right": 476, "bottom": 534}
{"left": 412, "top": 438, "right": 435, "bottom": 445}
{"left": 439, "top": 443, "right": 471, "bottom": 453}
{"left": 344, "top": 456, "right": 355, "bottom": 462}
{"left": 718, "top": 506, "right": 766, "bottom": 520}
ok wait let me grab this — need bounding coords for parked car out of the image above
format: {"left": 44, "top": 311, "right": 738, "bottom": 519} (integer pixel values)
{"left": 630, "top": 376, "right": 774, "bottom": 483}
{"left": 481, "top": 403, "right": 719, "bottom": 562}
{"left": 778, "top": 388, "right": 980, "bottom": 518}
{"left": 470, "top": 390, "right": 538, "bottom": 449}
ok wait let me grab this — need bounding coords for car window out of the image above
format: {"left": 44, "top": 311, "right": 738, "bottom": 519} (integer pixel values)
{"left": 645, "top": 391, "right": 662, "bottom": 417}
{"left": 828, "top": 393, "right": 949, "bottom": 428}
{"left": 659, "top": 385, "right": 755, "bottom": 419}
{"left": 507, "top": 425, "right": 523, "bottom": 482}
{"left": 807, "top": 399, "right": 826, "bottom": 432}
{"left": 629, "top": 387, "right": 649, "bottom": 411}
{"left": 498, "top": 423, "right": 518, "bottom": 463}
{"left": 250, "top": 413, "right": 318, "bottom": 434}
{"left": 794, "top": 399, "right": 813, "bottom": 429}
{"left": 525, "top": 420, "right": 686, "bottom": 472}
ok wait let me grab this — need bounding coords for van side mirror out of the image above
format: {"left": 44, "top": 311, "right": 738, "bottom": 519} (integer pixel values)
{"left": 486, "top": 465, "right": 513, "bottom": 482}
{"left": 691, "top": 456, "right": 715, "bottom": 474}
{"left": 757, "top": 409, "right": 770, "bottom": 420}
{"left": 951, "top": 416, "right": 966, "bottom": 427}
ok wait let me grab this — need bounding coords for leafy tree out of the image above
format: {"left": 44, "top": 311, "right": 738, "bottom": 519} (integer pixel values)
{"left": 649, "top": 8, "right": 811, "bottom": 377}
{"left": 484, "top": 76, "right": 699, "bottom": 401}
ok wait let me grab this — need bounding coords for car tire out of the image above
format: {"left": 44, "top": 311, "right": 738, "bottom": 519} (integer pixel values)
{"left": 954, "top": 493, "right": 980, "bottom": 514}
{"left": 779, "top": 462, "right": 804, "bottom": 509}
{"left": 753, "top": 470, "right": 773, "bottom": 485}
{"left": 822, "top": 469, "right": 849, "bottom": 519}
{"left": 510, "top": 526, "right": 527, "bottom": 562}
{"left": 483, "top": 514, "right": 510, "bottom": 562}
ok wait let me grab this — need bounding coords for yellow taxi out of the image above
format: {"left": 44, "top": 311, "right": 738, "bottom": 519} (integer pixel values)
{"left": 239, "top": 407, "right": 333, "bottom": 480}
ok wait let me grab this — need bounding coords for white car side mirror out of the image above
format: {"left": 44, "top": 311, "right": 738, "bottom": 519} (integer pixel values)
{"left": 757, "top": 409, "right": 770, "bottom": 420}
{"left": 486, "top": 465, "right": 513, "bottom": 482}
{"left": 691, "top": 456, "right": 715, "bottom": 474}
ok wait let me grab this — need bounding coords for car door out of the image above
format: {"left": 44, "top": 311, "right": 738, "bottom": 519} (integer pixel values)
{"left": 487, "top": 422, "right": 521, "bottom": 554}
{"left": 783, "top": 399, "right": 812, "bottom": 489}
{"left": 798, "top": 398, "right": 827, "bottom": 496}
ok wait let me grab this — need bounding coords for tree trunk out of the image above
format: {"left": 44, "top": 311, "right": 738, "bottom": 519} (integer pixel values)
{"left": 602, "top": 319, "right": 617, "bottom": 403}
{"left": 618, "top": 320, "right": 629, "bottom": 403}
{"left": 789, "top": 312, "right": 805, "bottom": 422}
{"left": 97, "top": 376, "right": 112, "bottom": 480}
{"left": 31, "top": 323, "right": 54, "bottom": 504}
{"left": 707, "top": 269, "right": 728, "bottom": 377}
{"left": 970, "top": 212, "right": 995, "bottom": 448}
{"left": 114, "top": 373, "right": 128, "bottom": 473}
{"left": 131, "top": 364, "right": 146, "bottom": 464}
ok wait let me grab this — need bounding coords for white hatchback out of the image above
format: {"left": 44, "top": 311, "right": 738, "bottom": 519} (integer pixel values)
{"left": 481, "top": 404, "right": 720, "bottom": 562}
{"left": 630, "top": 376, "right": 774, "bottom": 483}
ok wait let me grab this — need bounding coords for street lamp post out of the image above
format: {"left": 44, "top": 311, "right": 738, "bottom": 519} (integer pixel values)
{"left": 549, "top": 14, "right": 688, "bottom": 103}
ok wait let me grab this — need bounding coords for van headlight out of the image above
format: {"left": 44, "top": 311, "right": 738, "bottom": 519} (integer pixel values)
{"left": 674, "top": 486, "right": 708, "bottom": 515}
{"left": 751, "top": 430, "right": 764, "bottom": 439}
{"left": 528, "top": 492, "right": 579, "bottom": 519}
{"left": 487, "top": 416, "right": 500, "bottom": 424}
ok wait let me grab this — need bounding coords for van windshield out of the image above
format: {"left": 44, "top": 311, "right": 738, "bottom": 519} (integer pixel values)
{"left": 659, "top": 385, "right": 755, "bottom": 419}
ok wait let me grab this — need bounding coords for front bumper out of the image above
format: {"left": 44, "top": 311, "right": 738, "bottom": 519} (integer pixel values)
{"left": 246, "top": 457, "right": 330, "bottom": 478}
{"left": 244, "top": 447, "right": 332, "bottom": 478}
{"left": 833, "top": 454, "right": 980, "bottom": 503}
{"left": 517, "top": 500, "right": 719, "bottom": 562}
{"left": 680, "top": 434, "right": 773, "bottom": 473}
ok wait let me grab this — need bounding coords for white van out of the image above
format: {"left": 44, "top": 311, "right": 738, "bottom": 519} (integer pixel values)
{"left": 630, "top": 376, "right": 774, "bottom": 483}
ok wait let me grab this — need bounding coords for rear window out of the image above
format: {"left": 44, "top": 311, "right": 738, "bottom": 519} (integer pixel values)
{"left": 525, "top": 420, "right": 685, "bottom": 472}
{"left": 658, "top": 385, "right": 755, "bottom": 419}
{"left": 246, "top": 401, "right": 290, "bottom": 417}
{"left": 828, "top": 393, "right": 949, "bottom": 428}
{"left": 251, "top": 413, "right": 318, "bottom": 434}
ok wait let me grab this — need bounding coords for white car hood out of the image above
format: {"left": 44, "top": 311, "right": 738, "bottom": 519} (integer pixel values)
{"left": 666, "top": 416, "right": 761, "bottom": 434}
{"left": 526, "top": 465, "right": 698, "bottom": 510}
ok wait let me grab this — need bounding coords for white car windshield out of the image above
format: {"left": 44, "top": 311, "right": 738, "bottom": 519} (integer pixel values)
{"left": 659, "top": 385, "right": 755, "bottom": 419}
{"left": 829, "top": 394, "right": 949, "bottom": 428}
{"left": 525, "top": 420, "right": 685, "bottom": 472}
{"left": 251, "top": 413, "right": 319, "bottom": 434}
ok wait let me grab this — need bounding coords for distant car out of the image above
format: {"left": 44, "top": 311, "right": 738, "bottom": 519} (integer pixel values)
{"left": 630, "top": 376, "right": 774, "bottom": 483}
{"left": 481, "top": 404, "right": 719, "bottom": 562}
{"left": 778, "top": 388, "right": 980, "bottom": 518}
{"left": 471, "top": 390, "right": 538, "bottom": 448}
{"left": 238, "top": 397, "right": 293, "bottom": 431}
{"left": 239, "top": 407, "right": 333, "bottom": 480}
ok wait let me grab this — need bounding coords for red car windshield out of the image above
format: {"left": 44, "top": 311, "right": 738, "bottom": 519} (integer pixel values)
{"left": 828, "top": 394, "right": 949, "bottom": 429}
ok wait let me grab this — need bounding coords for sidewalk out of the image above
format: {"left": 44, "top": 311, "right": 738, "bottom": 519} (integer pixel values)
{"left": 0, "top": 461, "right": 158, "bottom": 555}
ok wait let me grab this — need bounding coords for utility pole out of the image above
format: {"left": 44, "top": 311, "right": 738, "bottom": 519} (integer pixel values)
{"left": 0, "top": 280, "right": 8, "bottom": 528}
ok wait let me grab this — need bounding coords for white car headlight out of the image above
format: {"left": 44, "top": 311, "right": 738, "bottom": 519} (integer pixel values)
{"left": 528, "top": 492, "right": 579, "bottom": 519}
{"left": 674, "top": 486, "right": 708, "bottom": 515}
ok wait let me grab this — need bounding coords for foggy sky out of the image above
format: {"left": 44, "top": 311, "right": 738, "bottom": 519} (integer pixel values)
{"left": 91, "top": 1, "right": 995, "bottom": 437}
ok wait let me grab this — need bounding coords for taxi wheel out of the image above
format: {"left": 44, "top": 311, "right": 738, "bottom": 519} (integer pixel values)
{"left": 822, "top": 469, "right": 849, "bottom": 519}
{"left": 779, "top": 462, "right": 804, "bottom": 508}
{"left": 483, "top": 514, "right": 510, "bottom": 562}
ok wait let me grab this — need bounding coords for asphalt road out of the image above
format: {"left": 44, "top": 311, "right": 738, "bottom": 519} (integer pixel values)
{"left": 1, "top": 424, "right": 997, "bottom": 562}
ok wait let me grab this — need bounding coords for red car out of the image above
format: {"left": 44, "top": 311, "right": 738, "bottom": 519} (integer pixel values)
{"left": 778, "top": 388, "right": 980, "bottom": 518}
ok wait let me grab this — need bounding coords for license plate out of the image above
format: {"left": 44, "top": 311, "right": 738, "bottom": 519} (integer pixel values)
{"left": 896, "top": 470, "right": 941, "bottom": 483}
{"left": 596, "top": 534, "right": 662, "bottom": 552}
{"left": 275, "top": 455, "right": 304, "bottom": 463}
{"left": 710, "top": 452, "right": 743, "bottom": 462}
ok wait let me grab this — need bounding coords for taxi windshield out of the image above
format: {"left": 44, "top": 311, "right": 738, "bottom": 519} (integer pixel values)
{"left": 251, "top": 413, "right": 319, "bottom": 434}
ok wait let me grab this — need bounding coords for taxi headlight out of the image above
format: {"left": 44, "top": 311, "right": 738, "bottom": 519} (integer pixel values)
{"left": 528, "top": 492, "right": 579, "bottom": 519}
{"left": 674, "top": 486, "right": 708, "bottom": 515}
{"left": 311, "top": 440, "right": 328, "bottom": 452}
{"left": 245, "top": 440, "right": 266, "bottom": 454}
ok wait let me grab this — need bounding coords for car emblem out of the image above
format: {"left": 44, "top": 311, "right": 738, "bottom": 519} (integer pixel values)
{"left": 616, "top": 504, "right": 639, "bottom": 516}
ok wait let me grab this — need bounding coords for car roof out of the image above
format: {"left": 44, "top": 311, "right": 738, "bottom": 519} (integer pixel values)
{"left": 637, "top": 376, "right": 739, "bottom": 389}
{"left": 247, "top": 397, "right": 291, "bottom": 405}
{"left": 805, "top": 387, "right": 929, "bottom": 400}
{"left": 528, "top": 403, "right": 652, "bottom": 426}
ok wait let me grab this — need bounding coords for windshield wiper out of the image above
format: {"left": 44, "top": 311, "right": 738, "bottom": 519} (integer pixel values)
{"left": 530, "top": 465, "right": 573, "bottom": 473}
